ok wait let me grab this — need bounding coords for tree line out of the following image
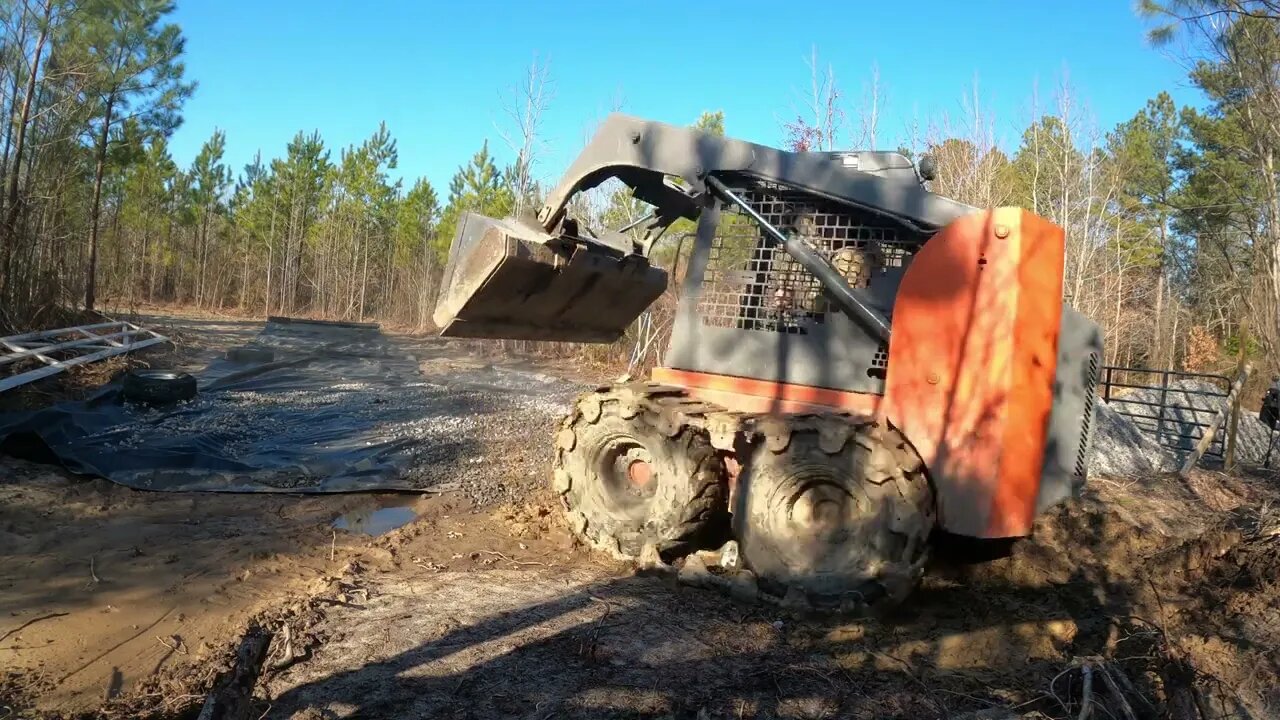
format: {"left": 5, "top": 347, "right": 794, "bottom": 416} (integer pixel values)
{"left": 0, "top": 0, "right": 1276, "bottom": 381}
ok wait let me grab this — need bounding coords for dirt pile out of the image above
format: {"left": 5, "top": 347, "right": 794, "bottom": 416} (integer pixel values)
{"left": 954, "top": 466, "right": 1280, "bottom": 719}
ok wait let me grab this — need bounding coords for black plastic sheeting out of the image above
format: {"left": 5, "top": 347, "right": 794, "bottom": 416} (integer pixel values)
{"left": 0, "top": 318, "right": 493, "bottom": 493}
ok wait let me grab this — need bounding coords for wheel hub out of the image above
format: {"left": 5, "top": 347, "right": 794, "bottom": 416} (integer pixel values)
{"left": 789, "top": 480, "right": 853, "bottom": 538}
{"left": 624, "top": 448, "right": 654, "bottom": 488}
{"left": 597, "top": 437, "right": 658, "bottom": 513}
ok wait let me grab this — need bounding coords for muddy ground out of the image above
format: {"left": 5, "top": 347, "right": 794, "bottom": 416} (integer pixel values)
{"left": 1, "top": 309, "right": 1279, "bottom": 720}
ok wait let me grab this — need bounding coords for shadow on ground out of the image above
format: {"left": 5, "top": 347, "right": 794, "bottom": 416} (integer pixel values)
{"left": 251, "top": 489, "right": 1280, "bottom": 720}
{"left": 254, "top": 498, "right": 1233, "bottom": 720}
{"left": 258, "top": 568, "right": 1099, "bottom": 719}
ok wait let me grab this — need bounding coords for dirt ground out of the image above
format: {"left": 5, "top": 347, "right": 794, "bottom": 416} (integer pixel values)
{"left": 2, "top": 308, "right": 1279, "bottom": 720}
{"left": 0, "top": 308, "right": 599, "bottom": 718}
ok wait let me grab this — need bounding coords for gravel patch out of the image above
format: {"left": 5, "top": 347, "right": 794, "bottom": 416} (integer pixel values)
{"left": 0, "top": 320, "right": 589, "bottom": 498}
{"left": 1087, "top": 400, "right": 1180, "bottom": 477}
{"left": 1110, "top": 379, "right": 1278, "bottom": 465}
{"left": 410, "top": 364, "right": 584, "bottom": 507}
{"left": 19, "top": 314, "right": 1274, "bottom": 500}
{"left": 1087, "top": 378, "right": 1280, "bottom": 477}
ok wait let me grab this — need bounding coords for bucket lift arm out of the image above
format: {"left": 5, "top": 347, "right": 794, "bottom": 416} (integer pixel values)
{"left": 433, "top": 113, "right": 977, "bottom": 344}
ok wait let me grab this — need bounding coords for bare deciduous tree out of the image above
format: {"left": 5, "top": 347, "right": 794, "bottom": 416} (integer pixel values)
{"left": 782, "top": 45, "right": 845, "bottom": 152}
{"left": 497, "top": 52, "right": 554, "bottom": 218}
{"left": 853, "top": 62, "right": 883, "bottom": 149}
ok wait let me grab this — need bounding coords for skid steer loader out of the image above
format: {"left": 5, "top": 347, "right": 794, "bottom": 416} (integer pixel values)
{"left": 434, "top": 114, "right": 1103, "bottom": 612}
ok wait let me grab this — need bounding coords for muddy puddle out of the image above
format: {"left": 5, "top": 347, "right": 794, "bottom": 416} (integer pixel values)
{"left": 331, "top": 497, "right": 421, "bottom": 536}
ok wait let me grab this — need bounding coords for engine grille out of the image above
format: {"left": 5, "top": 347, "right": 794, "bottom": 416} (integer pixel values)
{"left": 697, "top": 183, "right": 921, "bottom": 335}
{"left": 1075, "top": 351, "right": 1100, "bottom": 479}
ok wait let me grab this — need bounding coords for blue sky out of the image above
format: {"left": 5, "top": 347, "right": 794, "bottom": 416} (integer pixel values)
{"left": 167, "top": 1, "right": 1205, "bottom": 195}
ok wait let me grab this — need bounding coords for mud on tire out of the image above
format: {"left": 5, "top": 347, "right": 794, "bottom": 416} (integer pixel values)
{"left": 553, "top": 391, "right": 727, "bottom": 559}
{"left": 733, "top": 416, "right": 935, "bottom": 613}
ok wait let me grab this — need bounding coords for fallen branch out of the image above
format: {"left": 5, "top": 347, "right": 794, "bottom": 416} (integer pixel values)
{"left": 481, "top": 550, "right": 546, "bottom": 567}
{"left": 196, "top": 624, "right": 272, "bottom": 720}
{"left": 579, "top": 596, "right": 613, "bottom": 662}
{"left": 1077, "top": 662, "right": 1094, "bottom": 720}
{"left": 1106, "top": 660, "right": 1158, "bottom": 717}
{"left": 265, "top": 623, "right": 297, "bottom": 672}
{"left": 156, "top": 635, "right": 188, "bottom": 655}
{"left": 1096, "top": 665, "right": 1137, "bottom": 720}
{"left": 1052, "top": 656, "right": 1156, "bottom": 720}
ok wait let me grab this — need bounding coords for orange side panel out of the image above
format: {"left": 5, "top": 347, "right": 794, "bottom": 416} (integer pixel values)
{"left": 879, "top": 208, "right": 1063, "bottom": 539}
{"left": 650, "top": 367, "right": 880, "bottom": 416}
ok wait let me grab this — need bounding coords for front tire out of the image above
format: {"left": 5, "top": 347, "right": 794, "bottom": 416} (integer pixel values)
{"left": 553, "top": 391, "right": 726, "bottom": 559}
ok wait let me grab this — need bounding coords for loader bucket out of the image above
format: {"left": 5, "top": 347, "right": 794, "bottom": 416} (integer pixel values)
{"left": 433, "top": 212, "right": 669, "bottom": 344}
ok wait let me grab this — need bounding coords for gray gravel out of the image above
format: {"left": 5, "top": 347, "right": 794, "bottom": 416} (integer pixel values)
{"left": 409, "top": 363, "right": 584, "bottom": 506}
{"left": 37, "top": 316, "right": 1280, "bottom": 497}
{"left": 1087, "top": 400, "right": 1180, "bottom": 477}
{"left": 1087, "top": 379, "right": 1280, "bottom": 477}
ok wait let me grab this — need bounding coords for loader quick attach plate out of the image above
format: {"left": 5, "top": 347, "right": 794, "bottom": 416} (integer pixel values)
{"left": 433, "top": 212, "right": 669, "bottom": 344}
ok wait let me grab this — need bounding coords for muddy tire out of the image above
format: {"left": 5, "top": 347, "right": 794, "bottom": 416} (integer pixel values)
{"left": 553, "top": 392, "right": 726, "bottom": 559}
{"left": 733, "top": 416, "right": 934, "bottom": 613}
{"left": 122, "top": 369, "right": 198, "bottom": 405}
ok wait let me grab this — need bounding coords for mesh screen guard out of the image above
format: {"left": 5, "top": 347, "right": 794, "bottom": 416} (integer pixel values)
{"left": 695, "top": 182, "right": 923, "bottom": 336}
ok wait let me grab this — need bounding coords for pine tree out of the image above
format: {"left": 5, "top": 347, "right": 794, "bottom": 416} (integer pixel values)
{"left": 270, "top": 130, "right": 329, "bottom": 313}
{"left": 120, "top": 134, "right": 177, "bottom": 302}
{"left": 190, "top": 129, "right": 230, "bottom": 306}
{"left": 1106, "top": 92, "right": 1183, "bottom": 365}
{"left": 75, "top": 0, "right": 193, "bottom": 311}
{"left": 435, "top": 140, "right": 514, "bottom": 261}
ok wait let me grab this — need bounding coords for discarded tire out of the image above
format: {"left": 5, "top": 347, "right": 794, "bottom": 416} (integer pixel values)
{"left": 226, "top": 346, "right": 274, "bottom": 364}
{"left": 122, "top": 369, "right": 198, "bottom": 405}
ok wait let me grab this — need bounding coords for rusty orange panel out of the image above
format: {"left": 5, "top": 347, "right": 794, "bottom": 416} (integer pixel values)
{"left": 650, "top": 367, "right": 880, "bottom": 416}
{"left": 879, "top": 208, "right": 1063, "bottom": 539}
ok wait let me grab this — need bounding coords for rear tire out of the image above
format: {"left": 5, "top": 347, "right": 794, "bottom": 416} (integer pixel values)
{"left": 553, "top": 392, "right": 726, "bottom": 559}
{"left": 733, "top": 416, "right": 934, "bottom": 613}
{"left": 122, "top": 369, "right": 198, "bottom": 405}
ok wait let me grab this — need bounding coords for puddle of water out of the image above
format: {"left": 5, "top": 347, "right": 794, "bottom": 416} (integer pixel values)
{"left": 332, "top": 504, "right": 418, "bottom": 536}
